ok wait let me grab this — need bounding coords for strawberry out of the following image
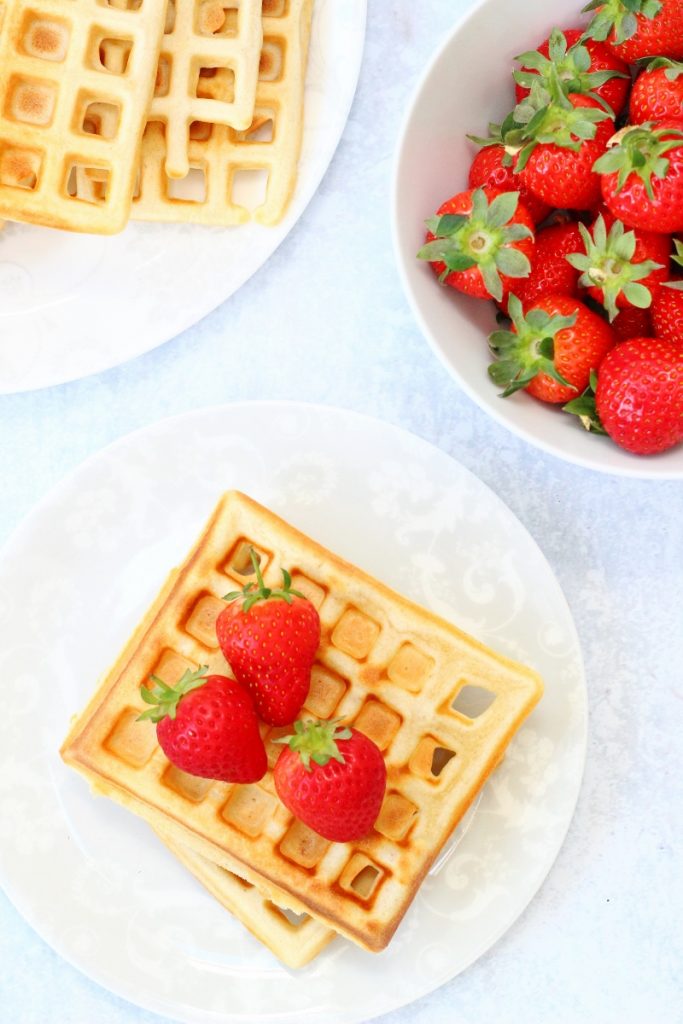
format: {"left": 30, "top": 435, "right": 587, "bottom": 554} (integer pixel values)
{"left": 273, "top": 719, "right": 387, "bottom": 843}
{"left": 583, "top": 0, "right": 683, "bottom": 63}
{"left": 489, "top": 293, "right": 617, "bottom": 403}
{"left": 595, "top": 335, "right": 683, "bottom": 452}
{"left": 137, "top": 667, "right": 267, "bottom": 783}
{"left": 467, "top": 145, "right": 551, "bottom": 224}
{"left": 514, "top": 88, "right": 615, "bottom": 209}
{"left": 417, "top": 187, "right": 535, "bottom": 303}
{"left": 501, "top": 220, "right": 584, "bottom": 311}
{"left": 629, "top": 58, "right": 683, "bottom": 123}
{"left": 651, "top": 237, "right": 683, "bottom": 344}
{"left": 514, "top": 27, "right": 630, "bottom": 116}
{"left": 566, "top": 212, "right": 670, "bottom": 320}
{"left": 596, "top": 121, "right": 683, "bottom": 233}
{"left": 216, "top": 551, "right": 320, "bottom": 727}
{"left": 651, "top": 281, "right": 683, "bottom": 342}
{"left": 612, "top": 304, "right": 654, "bottom": 339}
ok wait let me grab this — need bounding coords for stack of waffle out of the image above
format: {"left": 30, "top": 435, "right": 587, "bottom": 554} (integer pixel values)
{"left": 0, "top": 0, "right": 313, "bottom": 233}
{"left": 61, "top": 491, "right": 544, "bottom": 967}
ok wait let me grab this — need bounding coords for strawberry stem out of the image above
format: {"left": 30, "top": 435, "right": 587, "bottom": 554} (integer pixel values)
{"left": 488, "top": 294, "right": 578, "bottom": 396}
{"left": 273, "top": 717, "right": 352, "bottom": 772}
{"left": 222, "top": 547, "right": 304, "bottom": 611}
{"left": 417, "top": 188, "right": 533, "bottom": 302}
{"left": 566, "top": 215, "right": 664, "bottom": 321}
{"left": 593, "top": 124, "right": 683, "bottom": 201}
{"left": 137, "top": 666, "right": 208, "bottom": 723}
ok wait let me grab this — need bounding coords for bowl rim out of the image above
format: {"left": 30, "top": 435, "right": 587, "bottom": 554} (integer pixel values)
{"left": 390, "top": 0, "right": 683, "bottom": 480}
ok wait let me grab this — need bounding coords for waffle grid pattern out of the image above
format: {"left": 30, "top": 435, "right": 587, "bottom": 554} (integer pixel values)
{"left": 132, "top": 0, "right": 313, "bottom": 225}
{"left": 148, "top": 0, "right": 262, "bottom": 179}
{"left": 62, "top": 492, "right": 543, "bottom": 952}
{"left": 0, "top": 0, "right": 166, "bottom": 231}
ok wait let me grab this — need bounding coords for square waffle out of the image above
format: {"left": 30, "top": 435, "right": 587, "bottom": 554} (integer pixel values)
{"left": 131, "top": 0, "right": 314, "bottom": 226}
{"left": 61, "top": 491, "right": 543, "bottom": 953}
{"left": 0, "top": 0, "right": 167, "bottom": 233}
{"left": 155, "top": 827, "right": 335, "bottom": 968}
{"left": 146, "top": 0, "right": 263, "bottom": 179}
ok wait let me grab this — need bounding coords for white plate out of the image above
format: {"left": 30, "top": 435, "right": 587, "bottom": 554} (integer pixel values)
{"left": 0, "top": 1, "right": 366, "bottom": 395}
{"left": 0, "top": 402, "right": 586, "bottom": 1023}
{"left": 392, "top": 0, "right": 683, "bottom": 479}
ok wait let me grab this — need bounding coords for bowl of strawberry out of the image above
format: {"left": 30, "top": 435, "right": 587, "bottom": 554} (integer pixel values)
{"left": 393, "top": 0, "right": 683, "bottom": 476}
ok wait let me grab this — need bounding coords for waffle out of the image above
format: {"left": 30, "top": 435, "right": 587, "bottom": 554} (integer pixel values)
{"left": 155, "top": 826, "right": 335, "bottom": 968}
{"left": 131, "top": 0, "right": 314, "bottom": 226}
{"left": 0, "top": 0, "right": 167, "bottom": 233}
{"left": 61, "top": 491, "right": 543, "bottom": 953}
{"left": 146, "top": 0, "right": 262, "bottom": 180}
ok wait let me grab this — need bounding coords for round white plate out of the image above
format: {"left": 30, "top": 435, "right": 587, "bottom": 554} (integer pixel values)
{"left": 392, "top": 0, "right": 683, "bottom": 479}
{"left": 0, "top": 1, "right": 366, "bottom": 395}
{"left": 0, "top": 403, "right": 586, "bottom": 1023}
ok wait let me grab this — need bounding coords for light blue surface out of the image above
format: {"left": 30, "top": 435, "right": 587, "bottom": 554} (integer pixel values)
{"left": 1, "top": 3, "right": 682, "bottom": 1023}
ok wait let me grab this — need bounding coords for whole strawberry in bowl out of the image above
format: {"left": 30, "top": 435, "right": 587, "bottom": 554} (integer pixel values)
{"left": 393, "top": 0, "right": 683, "bottom": 476}
{"left": 216, "top": 549, "right": 321, "bottom": 726}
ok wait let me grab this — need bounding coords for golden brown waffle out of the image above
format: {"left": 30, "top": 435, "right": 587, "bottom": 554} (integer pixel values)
{"left": 61, "top": 492, "right": 543, "bottom": 953}
{"left": 0, "top": 0, "right": 167, "bottom": 233}
{"left": 131, "top": 0, "right": 314, "bottom": 226}
{"left": 147, "top": 0, "right": 262, "bottom": 179}
{"left": 155, "top": 826, "right": 335, "bottom": 968}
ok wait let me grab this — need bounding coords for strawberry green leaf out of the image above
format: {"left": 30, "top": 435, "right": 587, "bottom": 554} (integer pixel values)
{"left": 563, "top": 374, "right": 607, "bottom": 433}
{"left": 488, "top": 295, "right": 578, "bottom": 397}
{"left": 672, "top": 238, "right": 683, "bottom": 270}
{"left": 593, "top": 125, "right": 683, "bottom": 202}
{"left": 641, "top": 56, "right": 683, "bottom": 80}
{"left": 273, "top": 717, "right": 352, "bottom": 772}
{"left": 566, "top": 214, "right": 663, "bottom": 321}
{"left": 417, "top": 188, "right": 533, "bottom": 300}
{"left": 137, "top": 666, "right": 209, "bottom": 723}
{"left": 583, "top": 0, "right": 662, "bottom": 45}
{"left": 514, "top": 27, "right": 627, "bottom": 111}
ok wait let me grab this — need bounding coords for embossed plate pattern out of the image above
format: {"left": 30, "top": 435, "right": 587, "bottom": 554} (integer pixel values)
{"left": 0, "top": 0, "right": 366, "bottom": 394}
{"left": 0, "top": 403, "right": 586, "bottom": 1023}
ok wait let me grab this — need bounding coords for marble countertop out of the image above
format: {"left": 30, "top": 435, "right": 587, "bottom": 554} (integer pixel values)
{"left": 1, "top": 2, "right": 681, "bottom": 1022}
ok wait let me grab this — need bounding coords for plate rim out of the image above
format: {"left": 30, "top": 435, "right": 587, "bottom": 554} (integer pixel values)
{"left": 390, "top": 0, "right": 683, "bottom": 481}
{"left": 0, "top": 400, "right": 588, "bottom": 1024}
{"left": 0, "top": 0, "right": 368, "bottom": 396}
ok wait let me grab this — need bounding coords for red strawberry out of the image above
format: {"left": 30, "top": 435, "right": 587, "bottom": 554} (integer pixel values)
{"left": 417, "top": 187, "right": 535, "bottom": 303}
{"left": 596, "top": 121, "right": 683, "bottom": 232}
{"left": 566, "top": 212, "right": 670, "bottom": 320}
{"left": 612, "top": 304, "right": 653, "bottom": 339}
{"left": 651, "top": 282, "right": 683, "bottom": 343}
{"left": 651, "top": 235, "right": 683, "bottom": 344}
{"left": 515, "top": 27, "right": 630, "bottom": 116}
{"left": 629, "top": 58, "right": 683, "bottom": 123}
{"left": 216, "top": 552, "right": 320, "bottom": 727}
{"left": 489, "top": 293, "right": 616, "bottom": 403}
{"left": 501, "top": 220, "right": 583, "bottom": 311}
{"left": 468, "top": 145, "right": 550, "bottom": 224}
{"left": 138, "top": 667, "right": 267, "bottom": 783}
{"left": 595, "top": 335, "right": 683, "bottom": 453}
{"left": 583, "top": 0, "right": 683, "bottom": 63}
{"left": 273, "top": 719, "right": 387, "bottom": 843}
{"left": 516, "top": 92, "right": 615, "bottom": 210}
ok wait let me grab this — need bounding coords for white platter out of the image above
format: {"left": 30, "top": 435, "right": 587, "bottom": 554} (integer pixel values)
{"left": 0, "top": 402, "right": 586, "bottom": 1022}
{"left": 392, "top": 0, "right": 683, "bottom": 478}
{"left": 0, "top": 0, "right": 367, "bottom": 394}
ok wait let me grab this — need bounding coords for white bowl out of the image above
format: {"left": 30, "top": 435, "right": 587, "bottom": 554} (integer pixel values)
{"left": 392, "top": 0, "right": 683, "bottom": 479}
